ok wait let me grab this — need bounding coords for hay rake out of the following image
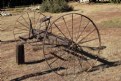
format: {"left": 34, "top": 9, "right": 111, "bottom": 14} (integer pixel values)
{"left": 1, "top": 11, "right": 118, "bottom": 81}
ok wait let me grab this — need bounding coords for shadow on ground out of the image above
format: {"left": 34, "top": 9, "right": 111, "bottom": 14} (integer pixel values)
{"left": 10, "top": 60, "right": 121, "bottom": 81}
{"left": 89, "top": 61, "right": 121, "bottom": 72}
{"left": 10, "top": 67, "right": 65, "bottom": 81}
{"left": 10, "top": 47, "right": 121, "bottom": 81}
{"left": 24, "top": 57, "right": 54, "bottom": 65}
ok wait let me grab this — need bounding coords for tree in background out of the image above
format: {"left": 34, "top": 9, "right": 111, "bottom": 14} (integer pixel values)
{"left": 0, "top": 0, "right": 43, "bottom": 8}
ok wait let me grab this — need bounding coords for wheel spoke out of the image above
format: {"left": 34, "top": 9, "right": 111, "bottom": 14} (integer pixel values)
{"left": 76, "top": 21, "right": 90, "bottom": 42}
{"left": 49, "top": 53, "right": 65, "bottom": 66}
{"left": 17, "top": 20, "right": 29, "bottom": 29}
{"left": 78, "top": 28, "right": 96, "bottom": 44}
{"left": 72, "top": 14, "right": 74, "bottom": 41}
{"left": 79, "top": 38, "right": 98, "bottom": 44}
{"left": 62, "top": 16, "right": 72, "bottom": 40}
{"left": 54, "top": 23, "right": 68, "bottom": 39}
{"left": 21, "top": 15, "right": 29, "bottom": 26}
{"left": 76, "top": 15, "right": 82, "bottom": 41}
{"left": 35, "top": 13, "right": 42, "bottom": 29}
{"left": 14, "top": 27, "right": 28, "bottom": 31}
{"left": 34, "top": 11, "right": 36, "bottom": 25}
{"left": 14, "top": 31, "right": 28, "bottom": 34}
{"left": 50, "top": 52, "right": 67, "bottom": 61}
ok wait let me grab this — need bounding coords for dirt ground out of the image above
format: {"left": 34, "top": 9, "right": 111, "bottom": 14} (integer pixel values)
{"left": 1, "top": 2, "right": 121, "bottom": 81}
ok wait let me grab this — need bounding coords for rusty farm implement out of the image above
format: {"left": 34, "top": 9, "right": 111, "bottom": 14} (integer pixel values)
{"left": 1, "top": 11, "right": 119, "bottom": 81}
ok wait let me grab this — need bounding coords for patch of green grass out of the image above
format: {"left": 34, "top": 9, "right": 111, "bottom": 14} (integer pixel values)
{"left": 101, "top": 18, "right": 121, "bottom": 28}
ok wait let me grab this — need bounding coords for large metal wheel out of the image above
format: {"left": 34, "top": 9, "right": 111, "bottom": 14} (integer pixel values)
{"left": 13, "top": 10, "right": 47, "bottom": 45}
{"left": 43, "top": 13, "right": 101, "bottom": 81}
{"left": 13, "top": 10, "right": 49, "bottom": 62}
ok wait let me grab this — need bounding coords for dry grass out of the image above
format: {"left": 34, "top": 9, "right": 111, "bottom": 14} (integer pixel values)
{"left": 1, "top": 2, "right": 121, "bottom": 81}
{"left": 101, "top": 17, "right": 121, "bottom": 28}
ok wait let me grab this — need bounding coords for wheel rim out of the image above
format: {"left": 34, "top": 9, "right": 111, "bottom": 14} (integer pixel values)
{"left": 43, "top": 13, "right": 101, "bottom": 81}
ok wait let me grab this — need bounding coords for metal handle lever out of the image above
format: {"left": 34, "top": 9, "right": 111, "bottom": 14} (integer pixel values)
{"left": 41, "top": 16, "right": 52, "bottom": 22}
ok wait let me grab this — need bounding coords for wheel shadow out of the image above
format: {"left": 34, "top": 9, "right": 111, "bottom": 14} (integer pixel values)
{"left": 10, "top": 67, "right": 65, "bottom": 81}
{"left": 10, "top": 49, "right": 121, "bottom": 81}
{"left": 24, "top": 56, "right": 54, "bottom": 65}
{"left": 89, "top": 61, "right": 121, "bottom": 72}
{"left": 10, "top": 61, "right": 121, "bottom": 81}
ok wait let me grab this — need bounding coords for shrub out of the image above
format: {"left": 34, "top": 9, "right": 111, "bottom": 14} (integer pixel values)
{"left": 110, "top": 0, "right": 121, "bottom": 3}
{"left": 40, "top": 0, "right": 73, "bottom": 13}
